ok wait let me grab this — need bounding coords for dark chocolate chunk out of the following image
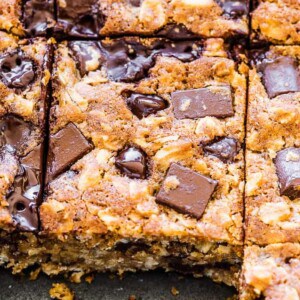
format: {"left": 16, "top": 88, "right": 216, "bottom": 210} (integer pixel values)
{"left": 156, "top": 24, "right": 198, "bottom": 39}
{"left": 171, "top": 85, "right": 234, "bottom": 119}
{"left": 0, "top": 115, "right": 32, "bottom": 152}
{"left": 98, "top": 39, "right": 201, "bottom": 82}
{"left": 203, "top": 137, "right": 239, "bottom": 162}
{"left": 47, "top": 123, "right": 93, "bottom": 182}
{"left": 68, "top": 41, "right": 102, "bottom": 76}
{"left": 156, "top": 163, "right": 218, "bottom": 219}
{"left": 260, "top": 56, "right": 300, "bottom": 98}
{"left": 0, "top": 51, "right": 35, "bottom": 89}
{"left": 274, "top": 147, "right": 300, "bottom": 200}
{"left": 126, "top": 93, "right": 168, "bottom": 119}
{"left": 129, "top": 0, "right": 141, "bottom": 6}
{"left": 115, "top": 146, "right": 147, "bottom": 179}
{"left": 217, "top": 0, "right": 248, "bottom": 19}
{"left": 55, "top": 0, "right": 99, "bottom": 38}
{"left": 23, "top": 0, "right": 55, "bottom": 36}
{"left": 7, "top": 146, "right": 42, "bottom": 231}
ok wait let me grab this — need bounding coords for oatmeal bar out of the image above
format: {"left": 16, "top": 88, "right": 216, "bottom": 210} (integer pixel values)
{"left": 251, "top": 0, "right": 300, "bottom": 45}
{"left": 0, "top": 0, "right": 55, "bottom": 37}
{"left": 28, "top": 37, "right": 248, "bottom": 279}
{"left": 57, "top": 0, "right": 249, "bottom": 39}
{"left": 240, "top": 244, "right": 300, "bottom": 299}
{"left": 0, "top": 31, "right": 52, "bottom": 232}
{"left": 245, "top": 46, "right": 300, "bottom": 245}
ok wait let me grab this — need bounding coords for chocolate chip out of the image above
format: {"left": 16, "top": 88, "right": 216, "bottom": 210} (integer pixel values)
{"left": 274, "top": 147, "right": 300, "bottom": 200}
{"left": 156, "top": 163, "right": 218, "bottom": 219}
{"left": 98, "top": 39, "right": 201, "bottom": 82}
{"left": 129, "top": 0, "right": 141, "bottom": 6}
{"left": 46, "top": 123, "right": 93, "bottom": 183}
{"left": 156, "top": 24, "right": 198, "bottom": 39}
{"left": 68, "top": 41, "right": 102, "bottom": 76}
{"left": 7, "top": 163, "right": 41, "bottom": 231}
{"left": 55, "top": 0, "right": 99, "bottom": 38}
{"left": 0, "top": 51, "right": 35, "bottom": 89}
{"left": 115, "top": 146, "right": 147, "bottom": 179}
{"left": 171, "top": 85, "right": 234, "bottom": 120}
{"left": 23, "top": 0, "right": 55, "bottom": 36}
{"left": 126, "top": 93, "right": 168, "bottom": 119}
{"left": 0, "top": 115, "right": 32, "bottom": 152}
{"left": 21, "top": 144, "right": 43, "bottom": 170}
{"left": 217, "top": 0, "right": 248, "bottom": 19}
{"left": 203, "top": 137, "right": 239, "bottom": 162}
{"left": 260, "top": 56, "right": 300, "bottom": 98}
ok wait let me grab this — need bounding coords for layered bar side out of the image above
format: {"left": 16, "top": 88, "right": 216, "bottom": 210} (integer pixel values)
{"left": 0, "top": 0, "right": 55, "bottom": 37}
{"left": 245, "top": 46, "right": 300, "bottom": 245}
{"left": 24, "top": 37, "right": 248, "bottom": 281}
{"left": 240, "top": 244, "right": 300, "bottom": 300}
{"left": 251, "top": 0, "right": 300, "bottom": 45}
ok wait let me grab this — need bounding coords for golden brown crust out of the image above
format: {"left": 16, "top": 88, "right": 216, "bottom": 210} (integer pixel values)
{"left": 251, "top": 0, "right": 300, "bottom": 45}
{"left": 99, "top": 0, "right": 249, "bottom": 38}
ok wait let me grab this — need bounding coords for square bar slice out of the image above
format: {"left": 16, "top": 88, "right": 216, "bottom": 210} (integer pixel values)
{"left": 54, "top": 0, "right": 249, "bottom": 39}
{"left": 36, "top": 37, "right": 247, "bottom": 281}
{"left": 0, "top": 32, "right": 52, "bottom": 232}
{"left": 0, "top": 0, "right": 55, "bottom": 37}
{"left": 240, "top": 244, "right": 300, "bottom": 300}
{"left": 245, "top": 46, "right": 300, "bottom": 245}
{"left": 251, "top": 0, "right": 300, "bottom": 45}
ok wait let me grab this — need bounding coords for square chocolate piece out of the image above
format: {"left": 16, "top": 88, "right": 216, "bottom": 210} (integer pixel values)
{"left": 156, "top": 163, "right": 218, "bottom": 219}
{"left": 171, "top": 86, "right": 234, "bottom": 120}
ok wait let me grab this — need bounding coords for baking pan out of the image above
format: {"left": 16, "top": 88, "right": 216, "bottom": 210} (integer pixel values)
{"left": 0, "top": 268, "right": 235, "bottom": 299}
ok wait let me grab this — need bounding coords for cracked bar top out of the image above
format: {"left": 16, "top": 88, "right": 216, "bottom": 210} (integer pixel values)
{"left": 240, "top": 244, "right": 300, "bottom": 300}
{"left": 0, "top": 32, "right": 52, "bottom": 232}
{"left": 40, "top": 37, "right": 246, "bottom": 251}
{"left": 251, "top": 0, "right": 300, "bottom": 45}
{"left": 0, "top": 0, "right": 248, "bottom": 39}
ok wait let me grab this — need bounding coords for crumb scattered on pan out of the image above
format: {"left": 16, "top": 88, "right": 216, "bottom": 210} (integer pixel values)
{"left": 171, "top": 286, "right": 180, "bottom": 296}
{"left": 29, "top": 268, "right": 41, "bottom": 281}
{"left": 70, "top": 271, "right": 84, "bottom": 283}
{"left": 49, "top": 283, "right": 74, "bottom": 300}
{"left": 85, "top": 274, "right": 95, "bottom": 284}
{"left": 128, "top": 295, "right": 136, "bottom": 300}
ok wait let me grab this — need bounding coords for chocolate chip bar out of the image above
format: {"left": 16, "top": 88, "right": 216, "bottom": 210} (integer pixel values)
{"left": 245, "top": 46, "right": 300, "bottom": 245}
{"left": 251, "top": 0, "right": 300, "bottom": 45}
{"left": 31, "top": 37, "right": 247, "bottom": 280}
{"left": 0, "top": 32, "right": 52, "bottom": 232}
{"left": 0, "top": 0, "right": 249, "bottom": 39}
{"left": 240, "top": 244, "right": 300, "bottom": 300}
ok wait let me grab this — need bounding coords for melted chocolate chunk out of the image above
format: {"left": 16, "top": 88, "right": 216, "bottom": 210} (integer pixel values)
{"left": 156, "top": 163, "right": 218, "bottom": 219}
{"left": 156, "top": 24, "right": 198, "bottom": 39}
{"left": 129, "top": 0, "right": 141, "bottom": 6}
{"left": 217, "top": 0, "right": 248, "bottom": 19}
{"left": 6, "top": 146, "right": 42, "bottom": 231}
{"left": 0, "top": 51, "right": 35, "bottom": 89}
{"left": 69, "top": 41, "right": 102, "bottom": 76}
{"left": 23, "top": 0, "right": 55, "bottom": 36}
{"left": 47, "top": 123, "right": 93, "bottom": 183}
{"left": 171, "top": 85, "right": 234, "bottom": 119}
{"left": 115, "top": 146, "right": 147, "bottom": 179}
{"left": 203, "top": 137, "right": 239, "bottom": 162}
{"left": 126, "top": 93, "right": 168, "bottom": 119}
{"left": 274, "top": 148, "right": 300, "bottom": 200}
{"left": 98, "top": 39, "right": 201, "bottom": 82}
{"left": 55, "top": 0, "right": 99, "bottom": 38}
{"left": 259, "top": 56, "right": 300, "bottom": 98}
{"left": 0, "top": 115, "right": 32, "bottom": 152}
